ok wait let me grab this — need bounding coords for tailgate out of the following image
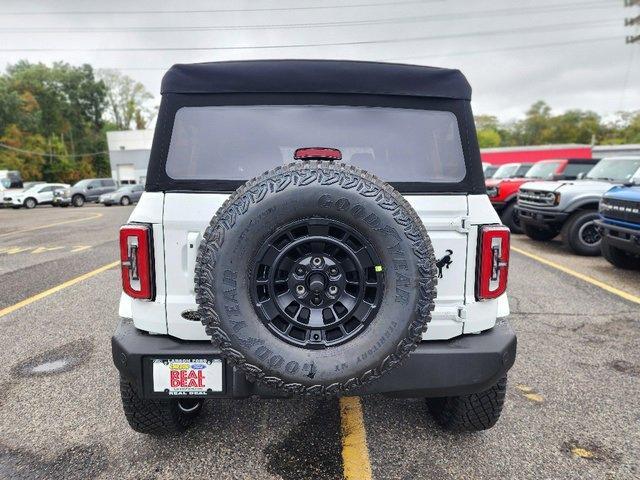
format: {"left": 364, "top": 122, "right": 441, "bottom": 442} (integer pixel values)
{"left": 163, "top": 193, "right": 470, "bottom": 340}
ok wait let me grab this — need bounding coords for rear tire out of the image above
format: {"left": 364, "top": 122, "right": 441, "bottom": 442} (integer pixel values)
{"left": 119, "top": 376, "right": 203, "bottom": 435}
{"left": 24, "top": 198, "right": 37, "bottom": 209}
{"left": 522, "top": 223, "right": 559, "bottom": 241}
{"left": 72, "top": 194, "right": 85, "bottom": 207}
{"left": 500, "top": 202, "right": 522, "bottom": 234}
{"left": 563, "top": 210, "right": 601, "bottom": 256}
{"left": 120, "top": 196, "right": 131, "bottom": 206}
{"left": 601, "top": 239, "right": 640, "bottom": 269}
{"left": 427, "top": 376, "right": 507, "bottom": 432}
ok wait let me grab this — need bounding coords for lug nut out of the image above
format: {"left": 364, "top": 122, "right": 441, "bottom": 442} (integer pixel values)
{"left": 296, "top": 285, "right": 306, "bottom": 295}
{"left": 328, "top": 267, "right": 339, "bottom": 276}
{"left": 295, "top": 266, "right": 305, "bottom": 276}
{"left": 311, "top": 257, "right": 323, "bottom": 267}
{"left": 328, "top": 285, "right": 338, "bottom": 295}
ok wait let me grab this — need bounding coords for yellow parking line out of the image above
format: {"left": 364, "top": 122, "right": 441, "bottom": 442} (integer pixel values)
{"left": 0, "top": 212, "right": 103, "bottom": 238}
{"left": 340, "top": 396, "right": 373, "bottom": 480}
{"left": 0, "top": 261, "right": 119, "bottom": 318}
{"left": 511, "top": 246, "right": 640, "bottom": 305}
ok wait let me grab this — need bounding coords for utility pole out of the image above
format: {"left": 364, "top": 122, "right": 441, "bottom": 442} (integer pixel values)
{"left": 626, "top": 0, "right": 640, "bottom": 44}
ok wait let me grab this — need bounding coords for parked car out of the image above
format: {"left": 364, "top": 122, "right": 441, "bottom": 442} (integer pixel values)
{"left": 3, "top": 183, "right": 69, "bottom": 209}
{"left": 516, "top": 156, "right": 640, "bottom": 255}
{"left": 113, "top": 60, "right": 516, "bottom": 436}
{"left": 53, "top": 178, "right": 117, "bottom": 207}
{"left": 482, "top": 162, "right": 499, "bottom": 179}
{"left": 0, "top": 180, "right": 46, "bottom": 208}
{"left": 99, "top": 184, "right": 144, "bottom": 206}
{"left": 596, "top": 179, "right": 640, "bottom": 269}
{"left": 0, "top": 169, "right": 22, "bottom": 189}
{"left": 486, "top": 158, "right": 598, "bottom": 233}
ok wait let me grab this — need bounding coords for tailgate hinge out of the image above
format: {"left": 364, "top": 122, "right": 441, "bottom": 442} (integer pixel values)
{"left": 453, "top": 216, "right": 469, "bottom": 233}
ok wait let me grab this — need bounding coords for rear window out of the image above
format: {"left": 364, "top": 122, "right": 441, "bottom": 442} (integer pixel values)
{"left": 165, "top": 105, "right": 466, "bottom": 183}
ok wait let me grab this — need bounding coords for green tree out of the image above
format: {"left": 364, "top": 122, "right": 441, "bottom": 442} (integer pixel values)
{"left": 98, "top": 69, "right": 154, "bottom": 130}
{"left": 0, "top": 61, "right": 109, "bottom": 181}
{"left": 477, "top": 128, "right": 502, "bottom": 148}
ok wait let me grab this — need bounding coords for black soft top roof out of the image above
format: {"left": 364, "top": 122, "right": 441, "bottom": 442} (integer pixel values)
{"left": 160, "top": 60, "right": 471, "bottom": 100}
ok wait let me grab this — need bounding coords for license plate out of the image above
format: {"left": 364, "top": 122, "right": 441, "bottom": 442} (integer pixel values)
{"left": 152, "top": 358, "right": 223, "bottom": 396}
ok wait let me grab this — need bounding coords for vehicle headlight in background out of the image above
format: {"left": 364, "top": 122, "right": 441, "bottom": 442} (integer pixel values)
{"left": 486, "top": 186, "right": 499, "bottom": 197}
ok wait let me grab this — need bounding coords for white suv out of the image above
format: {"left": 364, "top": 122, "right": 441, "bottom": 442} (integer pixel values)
{"left": 112, "top": 60, "right": 516, "bottom": 435}
{"left": 3, "top": 183, "right": 69, "bottom": 209}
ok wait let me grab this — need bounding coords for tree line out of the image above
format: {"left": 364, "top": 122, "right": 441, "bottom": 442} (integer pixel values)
{"left": 1, "top": 61, "right": 639, "bottom": 183}
{"left": 0, "top": 61, "right": 153, "bottom": 184}
{"left": 476, "top": 101, "right": 640, "bottom": 148}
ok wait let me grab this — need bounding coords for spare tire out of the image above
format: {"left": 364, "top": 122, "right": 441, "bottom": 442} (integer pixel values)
{"left": 195, "top": 161, "right": 437, "bottom": 395}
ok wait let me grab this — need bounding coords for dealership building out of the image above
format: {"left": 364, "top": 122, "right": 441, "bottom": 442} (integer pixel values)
{"left": 106, "top": 129, "right": 640, "bottom": 185}
{"left": 106, "top": 129, "right": 154, "bottom": 185}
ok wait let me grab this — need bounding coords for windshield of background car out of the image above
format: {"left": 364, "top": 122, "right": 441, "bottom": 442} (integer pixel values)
{"left": 525, "top": 161, "right": 561, "bottom": 179}
{"left": 22, "top": 184, "right": 43, "bottom": 193}
{"left": 0, "top": 179, "right": 10, "bottom": 188}
{"left": 165, "top": 105, "right": 466, "bottom": 183}
{"left": 73, "top": 179, "right": 90, "bottom": 188}
{"left": 484, "top": 165, "right": 498, "bottom": 178}
{"left": 585, "top": 158, "right": 640, "bottom": 182}
{"left": 492, "top": 164, "right": 519, "bottom": 179}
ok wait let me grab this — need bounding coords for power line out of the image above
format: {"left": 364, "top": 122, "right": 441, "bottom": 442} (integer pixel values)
{"left": 0, "top": 19, "right": 621, "bottom": 53}
{"left": 0, "top": 143, "right": 107, "bottom": 158}
{"left": 383, "top": 35, "right": 622, "bottom": 62}
{"left": 0, "top": 1, "right": 616, "bottom": 34}
{"left": 0, "top": 0, "right": 439, "bottom": 16}
{"left": 78, "top": 35, "right": 624, "bottom": 72}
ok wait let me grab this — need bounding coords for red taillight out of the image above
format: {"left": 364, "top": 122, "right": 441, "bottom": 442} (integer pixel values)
{"left": 294, "top": 147, "right": 342, "bottom": 161}
{"left": 119, "top": 224, "right": 154, "bottom": 300}
{"left": 476, "top": 225, "right": 510, "bottom": 301}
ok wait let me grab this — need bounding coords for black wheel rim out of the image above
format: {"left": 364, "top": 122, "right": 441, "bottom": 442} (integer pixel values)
{"left": 579, "top": 221, "right": 601, "bottom": 245}
{"left": 251, "top": 218, "right": 384, "bottom": 349}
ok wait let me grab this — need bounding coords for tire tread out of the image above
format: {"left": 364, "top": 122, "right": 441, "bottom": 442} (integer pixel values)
{"left": 194, "top": 161, "right": 438, "bottom": 396}
{"left": 119, "top": 376, "right": 200, "bottom": 435}
{"left": 427, "top": 376, "right": 507, "bottom": 432}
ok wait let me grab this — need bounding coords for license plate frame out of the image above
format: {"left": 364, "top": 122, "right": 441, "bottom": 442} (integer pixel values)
{"left": 147, "top": 357, "right": 225, "bottom": 398}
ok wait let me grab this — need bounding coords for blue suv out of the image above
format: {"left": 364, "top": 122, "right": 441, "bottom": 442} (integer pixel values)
{"left": 596, "top": 180, "right": 640, "bottom": 269}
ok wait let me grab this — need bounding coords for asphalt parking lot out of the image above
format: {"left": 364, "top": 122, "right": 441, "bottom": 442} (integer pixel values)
{"left": 1, "top": 205, "right": 639, "bottom": 480}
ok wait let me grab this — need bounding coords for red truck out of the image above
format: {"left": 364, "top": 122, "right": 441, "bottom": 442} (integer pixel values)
{"left": 486, "top": 158, "right": 598, "bottom": 233}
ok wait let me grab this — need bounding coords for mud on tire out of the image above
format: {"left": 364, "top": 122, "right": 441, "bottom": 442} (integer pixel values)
{"left": 195, "top": 161, "right": 437, "bottom": 395}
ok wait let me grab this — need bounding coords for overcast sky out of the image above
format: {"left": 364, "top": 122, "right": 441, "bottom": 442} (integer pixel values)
{"left": 0, "top": 0, "right": 638, "bottom": 122}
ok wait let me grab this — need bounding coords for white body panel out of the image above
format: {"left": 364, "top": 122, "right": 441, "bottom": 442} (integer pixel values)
{"left": 6, "top": 183, "right": 69, "bottom": 206}
{"left": 123, "top": 192, "right": 507, "bottom": 342}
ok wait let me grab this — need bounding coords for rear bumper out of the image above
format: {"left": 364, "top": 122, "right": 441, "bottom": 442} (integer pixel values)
{"left": 53, "top": 197, "right": 71, "bottom": 206}
{"left": 516, "top": 204, "right": 568, "bottom": 227}
{"left": 596, "top": 220, "right": 640, "bottom": 255}
{"left": 112, "top": 318, "right": 517, "bottom": 399}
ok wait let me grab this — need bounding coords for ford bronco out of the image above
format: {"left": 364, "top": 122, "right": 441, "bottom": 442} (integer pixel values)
{"left": 111, "top": 60, "right": 516, "bottom": 435}
{"left": 486, "top": 158, "right": 598, "bottom": 234}
{"left": 596, "top": 179, "right": 640, "bottom": 269}
{"left": 516, "top": 156, "right": 640, "bottom": 255}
